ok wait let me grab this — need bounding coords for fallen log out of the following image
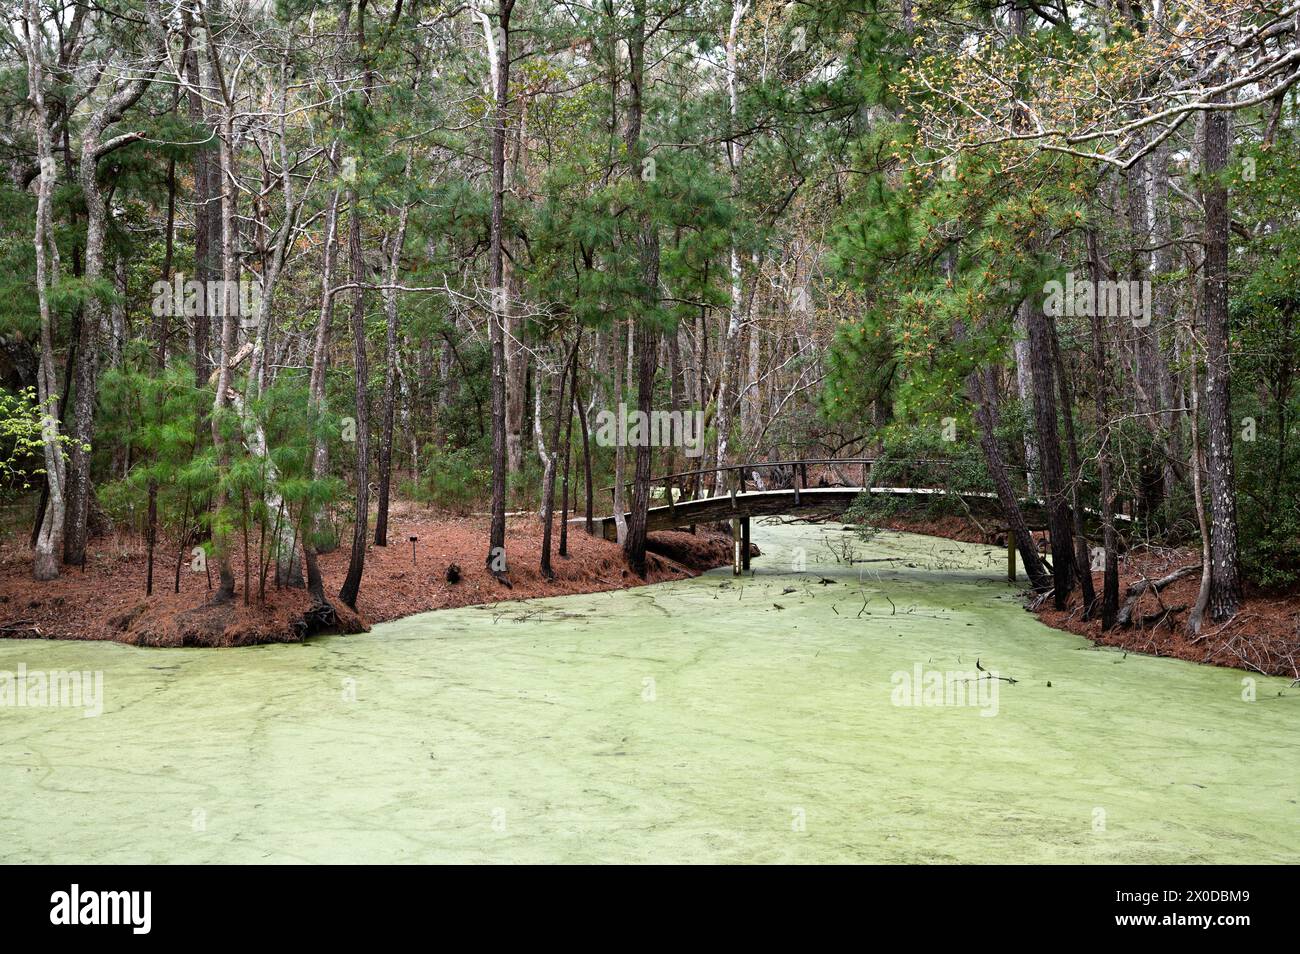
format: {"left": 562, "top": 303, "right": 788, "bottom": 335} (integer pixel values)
{"left": 1117, "top": 564, "right": 1202, "bottom": 628}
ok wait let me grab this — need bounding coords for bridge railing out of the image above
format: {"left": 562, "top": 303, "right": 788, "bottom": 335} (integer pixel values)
{"left": 600, "top": 457, "right": 964, "bottom": 512}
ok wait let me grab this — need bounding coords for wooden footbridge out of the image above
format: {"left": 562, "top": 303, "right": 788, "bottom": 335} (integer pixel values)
{"left": 599, "top": 458, "right": 1128, "bottom": 577}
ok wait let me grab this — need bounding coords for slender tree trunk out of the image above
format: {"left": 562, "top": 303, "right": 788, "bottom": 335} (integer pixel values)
{"left": 23, "top": 0, "right": 66, "bottom": 582}
{"left": 375, "top": 201, "right": 410, "bottom": 547}
{"left": 302, "top": 152, "right": 342, "bottom": 604}
{"left": 1200, "top": 102, "right": 1241, "bottom": 621}
{"left": 1013, "top": 305, "right": 1040, "bottom": 496}
{"left": 716, "top": 0, "right": 748, "bottom": 487}
{"left": 145, "top": 152, "right": 176, "bottom": 596}
{"left": 1187, "top": 325, "right": 1214, "bottom": 635}
{"left": 622, "top": 0, "right": 660, "bottom": 578}
{"left": 185, "top": 12, "right": 215, "bottom": 400}
{"left": 505, "top": 257, "right": 526, "bottom": 475}
{"left": 337, "top": 188, "right": 371, "bottom": 610}
{"left": 1025, "top": 301, "right": 1075, "bottom": 608}
{"left": 481, "top": 0, "right": 515, "bottom": 582}
{"left": 1148, "top": 142, "right": 1181, "bottom": 504}
{"left": 559, "top": 336, "right": 578, "bottom": 556}
{"left": 970, "top": 369, "right": 1051, "bottom": 591}
{"left": 574, "top": 365, "right": 594, "bottom": 534}
{"left": 625, "top": 324, "right": 658, "bottom": 577}
{"left": 540, "top": 341, "right": 575, "bottom": 579}
{"left": 1047, "top": 312, "right": 1098, "bottom": 617}
{"left": 196, "top": 15, "right": 240, "bottom": 604}
{"left": 1086, "top": 231, "right": 1120, "bottom": 628}
{"left": 62, "top": 17, "right": 161, "bottom": 565}
{"left": 612, "top": 319, "right": 628, "bottom": 543}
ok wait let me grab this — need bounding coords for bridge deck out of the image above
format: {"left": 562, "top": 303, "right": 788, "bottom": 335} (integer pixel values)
{"left": 597, "top": 486, "right": 1017, "bottom": 540}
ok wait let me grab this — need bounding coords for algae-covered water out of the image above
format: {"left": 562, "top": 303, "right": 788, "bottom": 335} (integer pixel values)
{"left": 1, "top": 521, "right": 1295, "bottom": 863}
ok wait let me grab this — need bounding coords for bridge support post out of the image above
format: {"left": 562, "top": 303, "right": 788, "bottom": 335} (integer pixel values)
{"left": 731, "top": 518, "right": 742, "bottom": 576}
{"left": 741, "top": 517, "right": 751, "bottom": 571}
{"left": 1007, "top": 534, "right": 1016, "bottom": 583}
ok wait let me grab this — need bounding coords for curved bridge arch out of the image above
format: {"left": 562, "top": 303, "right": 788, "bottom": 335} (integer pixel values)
{"left": 598, "top": 458, "right": 1128, "bottom": 577}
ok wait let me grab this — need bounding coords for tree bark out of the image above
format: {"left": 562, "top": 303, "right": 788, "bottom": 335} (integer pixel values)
{"left": 23, "top": 0, "right": 66, "bottom": 582}
{"left": 1200, "top": 101, "right": 1242, "bottom": 622}
{"left": 1047, "top": 311, "right": 1098, "bottom": 618}
{"left": 64, "top": 44, "right": 159, "bottom": 567}
{"left": 375, "top": 201, "right": 410, "bottom": 547}
{"left": 481, "top": 0, "right": 515, "bottom": 582}
{"left": 970, "top": 368, "right": 1051, "bottom": 591}
{"left": 302, "top": 156, "right": 341, "bottom": 609}
{"left": 540, "top": 341, "right": 575, "bottom": 579}
{"left": 621, "top": 0, "right": 660, "bottom": 578}
{"left": 200, "top": 15, "right": 239, "bottom": 603}
{"left": 1024, "top": 300, "right": 1075, "bottom": 608}
{"left": 715, "top": 0, "right": 748, "bottom": 487}
{"left": 559, "top": 336, "right": 579, "bottom": 556}
{"left": 337, "top": 192, "right": 371, "bottom": 610}
{"left": 1086, "top": 231, "right": 1120, "bottom": 628}
{"left": 574, "top": 362, "right": 594, "bottom": 534}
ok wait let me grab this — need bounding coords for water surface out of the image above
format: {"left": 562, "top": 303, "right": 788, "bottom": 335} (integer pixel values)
{"left": 1, "top": 522, "right": 1295, "bottom": 863}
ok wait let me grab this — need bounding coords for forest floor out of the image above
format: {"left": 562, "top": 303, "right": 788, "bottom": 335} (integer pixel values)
{"left": 876, "top": 513, "right": 1300, "bottom": 679}
{"left": 0, "top": 499, "right": 738, "bottom": 647}
{"left": 2, "top": 501, "right": 1295, "bottom": 678}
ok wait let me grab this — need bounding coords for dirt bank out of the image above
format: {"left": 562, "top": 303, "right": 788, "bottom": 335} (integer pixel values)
{"left": 876, "top": 513, "right": 1300, "bottom": 679}
{"left": 0, "top": 502, "right": 738, "bottom": 647}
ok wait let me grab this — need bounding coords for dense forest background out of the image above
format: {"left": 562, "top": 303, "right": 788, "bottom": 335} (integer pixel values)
{"left": 0, "top": 0, "right": 1296, "bottom": 634}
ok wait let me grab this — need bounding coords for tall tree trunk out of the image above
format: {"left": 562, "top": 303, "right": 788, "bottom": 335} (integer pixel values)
{"left": 146, "top": 151, "right": 177, "bottom": 595}
{"left": 621, "top": 0, "right": 660, "bottom": 578}
{"left": 375, "top": 201, "right": 410, "bottom": 547}
{"left": 302, "top": 150, "right": 342, "bottom": 610}
{"left": 1013, "top": 305, "right": 1040, "bottom": 496}
{"left": 970, "top": 369, "right": 1051, "bottom": 591}
{"left": 185, "top": 11, "right": 215, "bottom": 396}
{"left": 540, "top": 342, "right": 575, "bottom": 579}
{"left": 239, "top": 72, "right": 303, "bottom": 586}
{"left": 23, "top": 0, "right": 66, "bottom": 582}
{"left": 480, "top": 0, "right": 515, "bottom": 582}
{"left": 1147, "top": 142, "right": 1181, "bottom": 505}
{"left": 1200, "top": 102, "right": 1241, "bottom": 622}
{"left": 1025, "top": 301, "right": 1075, "bottom": 608}
{"left": 192, "top": 13, "right": 241, "bottom": 603}
{"left": 715, "top": 0, "right": 748, "bottom": 487}
{"left": 1085, "top": 231, "right": 1120, "bottom": 627}
{"left": 559, "top": 336, "right": 579, "bottom": 556}
{"left": 1047, "top": 312, "right": 1098, "bottom": 618}
{"left": 574, "top": 364, "right": 594, "bottom": 534}
{"left": 67, "top": 111, "right": 146, "bottom": 564}
{"left": 505, "top": 257, "right": 526, "bottom": 475}
{"left": 611, "top": 319, "right": 628, "bottom": 543}
{"left": 63, "top": 4, "right": 161, "bottom": 566}
{"left": 1186, "top": 324, "right": 1214, "bottom": 635}
{"left": 337, "top": 193, "right": 371, "bottom": 609}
